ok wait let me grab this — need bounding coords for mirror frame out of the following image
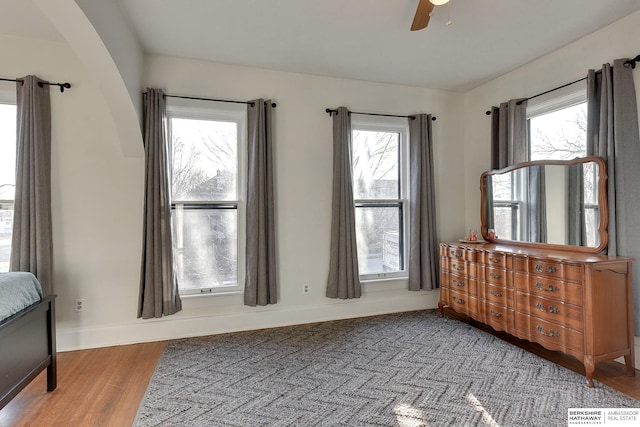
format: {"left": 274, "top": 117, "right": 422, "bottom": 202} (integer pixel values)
{"left": 480, "top": 156, "right": 608, "bottom": 253}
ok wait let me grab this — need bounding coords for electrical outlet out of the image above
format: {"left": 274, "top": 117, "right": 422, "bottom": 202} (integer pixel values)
{"left": 75, "top": 298, "right": 85, "bottom": 312}
{"left": 302, "top": 284, "right": 310, "bottom": 294}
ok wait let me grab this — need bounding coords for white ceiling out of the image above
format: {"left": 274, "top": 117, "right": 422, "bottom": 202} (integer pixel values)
{"left": 4, "top": 1, "right": 640, "bottom": 92}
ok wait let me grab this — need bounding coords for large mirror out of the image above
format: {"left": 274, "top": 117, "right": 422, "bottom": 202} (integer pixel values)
{"left": 480, "top": 156, "right": 608, "bottom": 253}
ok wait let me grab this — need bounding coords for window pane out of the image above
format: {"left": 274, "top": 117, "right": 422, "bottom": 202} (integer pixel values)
{"left": 530, "top": 103, "right": 587, "bottom": 161}
{"left": 493, "top": 205, "right": 518, "bottom": 241}
{"left": 355, "top": 206, "right": 402, "bottom": 275}
{"left": 491, "top": 173, "right": 513, "bottom": 200}
{"left": 0, "top": 104, "right": 16, "bottom": 201}
{"left": 352, "top": 130, "right": 399, "bottom": 199}
{"left": 0, "top": 103, "right": 16, "bottom": 273}
{"left": 173, "top": 207, "right": 238, "bottom": 290}
{"left": 171, "top": 118, "right": 238, "bottom": 201}
{"left": 0, "top": 206, "right": 12, "bottom": 272}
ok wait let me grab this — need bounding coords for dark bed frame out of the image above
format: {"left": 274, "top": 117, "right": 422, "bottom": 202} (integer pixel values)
{"left": 0, "top": 295, "right": 57, "bottom": 410}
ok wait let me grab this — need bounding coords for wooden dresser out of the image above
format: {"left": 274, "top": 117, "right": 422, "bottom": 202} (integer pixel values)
{"left": 439, "top": 241, "right": 635, "bottom": 387}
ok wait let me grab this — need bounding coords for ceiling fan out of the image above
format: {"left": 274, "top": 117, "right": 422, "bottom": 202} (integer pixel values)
{"left": 411, "top": 0, "right": 450, "bottom": 31}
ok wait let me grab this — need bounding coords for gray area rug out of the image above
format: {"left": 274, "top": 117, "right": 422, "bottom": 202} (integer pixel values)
{"left": 134, "top": 310, "right": 638, "bottom": 426}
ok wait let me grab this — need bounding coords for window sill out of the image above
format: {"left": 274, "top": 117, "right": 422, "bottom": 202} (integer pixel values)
{"left": 180, "top": 289, "right": 244, "bottom": 299}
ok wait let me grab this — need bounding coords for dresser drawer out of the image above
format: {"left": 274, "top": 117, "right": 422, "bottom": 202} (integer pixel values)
{"left": 516, "top": 293, "right": 583, "bottom": 331}
{"left": 480, "top": 283, "right": 512, "bottom": 306}
{"left": 443, "top": 258, "right": 477, "bottom": 278}
{"left": 482, "top": 302, "right": 513, "bottom": 333}
{"left": 482, "top": 267, "right": 508, "bottom": 286}
{"left": 514, "top": 272, "right": 582, "bottom": 305}
{"left": 442, "top": 245, "right": 478, "bottom": 262}
{"left": 448, "top": 290, "right": 479, "bottom": 317}
{"left": 515, "top": 313, "right": 584, "bottom": 353}
{"left": 441, "top": 271, "right": 477, "bottom": 295}
{"left": 514, "top": 258, "right": 582, "bottom": 281}
{"left": 482, "top": 252, "right": 512, "bottom": 269}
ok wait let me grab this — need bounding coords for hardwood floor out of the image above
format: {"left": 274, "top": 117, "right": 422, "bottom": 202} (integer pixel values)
{"left": 0, "top": 341, "right": 165, "bottom": 427}
{"left": 0, "top": 313, "right": 637, "bottom": 426}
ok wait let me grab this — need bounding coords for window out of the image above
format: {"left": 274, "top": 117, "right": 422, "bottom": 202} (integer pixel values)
{"left": 167, "top": 101, "right": 247, "bottom": 295}
{"left": 490, "top": 170, "right": 524, "bottom": 241}
{"left": 528, "top": 91, "right": 587, "bottom": 161}
{"left": 351, "top": 116, "right": 409, "bottom": 280}
{"left": 0, "top": 94, "right": 16, "bottom": 273}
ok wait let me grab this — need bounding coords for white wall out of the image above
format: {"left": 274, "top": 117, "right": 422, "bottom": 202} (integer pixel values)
{"left": 0, "top": 32, "right": 466, "bottom": 350}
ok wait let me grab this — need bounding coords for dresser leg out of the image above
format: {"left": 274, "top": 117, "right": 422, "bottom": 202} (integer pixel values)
{"left": 437, "top": 301, "right": 445, "bottom": 317}
{"left": 623, "top": 354, "right": 636, "bottom": 376}
{"left": 584, "top": 357, "right": 595, "bottom": 387}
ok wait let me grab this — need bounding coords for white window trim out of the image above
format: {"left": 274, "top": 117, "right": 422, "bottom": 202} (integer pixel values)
{"left": 526, "top": 84, "right": 587, "bottom": 119}
{"left": 351, "top": 114, "right": 410, "bottom": 282}
{"left": 166, "top": 99, "right": 247, "bottom": 296}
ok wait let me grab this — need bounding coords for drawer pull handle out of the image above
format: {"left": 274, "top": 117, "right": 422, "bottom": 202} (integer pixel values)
{"left": 454, "top": 250, "right": 462, "bottom": 257}
{"left": 489, "top": 272, "right": 502, "bottom": 279}
{"left": 535, "top": 264, "right": 558, "bottom": 274}
{"left": 536, "top": 302, "right": 560, "bottom": 314}
{"left": 452, "top": 296, "right": 465, "bottom": 305}
{"left": 489, "top": 257, "right": 501, "bottom": 263}
{"left": 535, "top": 282, "right": 559, "bottom": 293}
{"left": 489, "top": 309, "right": 502, "bottom": 318}
{"left": 453, "top": 264, "right": 465, "bottom": 271}
{"left": 536, "top": 325, "right": 560, "bottom": 338}
{"left": 489, "top": 289, "right": 503, "bottom": 297}
{"left": 452, "top": 279, "right": 465, "bottom": 287}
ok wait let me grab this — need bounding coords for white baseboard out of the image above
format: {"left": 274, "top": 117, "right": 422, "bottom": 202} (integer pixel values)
{"left": 56, "top": 291, "right": 441, "bottom": 352}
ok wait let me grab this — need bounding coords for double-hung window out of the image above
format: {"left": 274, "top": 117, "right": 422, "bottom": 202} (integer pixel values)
{"left": 0, "top": 88, "right": 16, "bottom": 273}
{"left": 167, "top": 101, "right": 247, "bottom": 295}
{"left": 526, "top": 88, "right": 596, "bottom": 245}
{"left": 351, "top": 116, "right": 409, "bottom": 281}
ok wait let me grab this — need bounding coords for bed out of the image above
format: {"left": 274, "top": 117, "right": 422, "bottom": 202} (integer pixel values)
{"left": 0, "top": 272, "right": 57, "bottom": 410}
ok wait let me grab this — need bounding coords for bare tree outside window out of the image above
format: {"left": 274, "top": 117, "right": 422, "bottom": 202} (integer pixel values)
{"left": 530, "top": 103, "right": 587, "bottom": 161}
{"left": 352, "top": 129, "right": 404, "bottom": 276}
{"left": 169, "top": 117, "right": 241, "bottom": 292}
{"left": 0, "top": 103, "right": 16, "bottom": 272}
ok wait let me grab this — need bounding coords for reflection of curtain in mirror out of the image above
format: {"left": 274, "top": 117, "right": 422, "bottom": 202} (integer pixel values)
{"left": 527, "top": 165, "right": 546, "bottom": 243}
{"left": 484, "top": 175, "right": 494, "bottom": 231}
{"left": 567, "top": 164, "right": 586, "bottom": 246}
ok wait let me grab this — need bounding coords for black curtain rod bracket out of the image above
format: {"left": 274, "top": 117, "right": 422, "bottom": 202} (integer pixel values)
{"left": 1, "top": 77, "right": 72, "bottom": 93}
{"left": 325, "top": 108, "right": 436, "bottom": 121}
{"left": 624, "top": 55, "right": 640, "bottom": 69}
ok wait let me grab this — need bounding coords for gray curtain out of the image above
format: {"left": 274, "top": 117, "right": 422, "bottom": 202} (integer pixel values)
{"left": 490, "top": 98, "right": 547, "bottom": 242}
{"left": 326, "top": 107, "right": 361, "bottom": 299}
{"left": 408, "top": 114, "right": 438, "bottom": 291}
{"left": 490, "top": 99, "right": 528, "bottom": 169}
{"left": 244, "top": 99, "right": 278, "bottom": 306}
{"left": 10, "top": 76, "right": 53, "bottom": 296}
{"left": 138, "top": 88, "right": 182, "bottom": 319}
{"left": 587, "top": 59, "right": 640, "bottom": 334}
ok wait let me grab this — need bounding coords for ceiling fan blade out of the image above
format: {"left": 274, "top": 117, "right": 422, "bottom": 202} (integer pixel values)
{"left": 411, "top": 0, "right": 434, "bottom": 31}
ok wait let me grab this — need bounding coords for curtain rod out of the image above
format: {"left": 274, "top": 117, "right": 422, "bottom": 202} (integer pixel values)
{"left": 0, "top": 77, "right": 72, "bottom": 93}
{"left": 325, "top": 108, "right": 436, "bottom": 121}
{"left": 484, "top": 54, "right": 640, "bottom": 115}
{"left": 143, "top": 91, "right": 276, "bottom": 108}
